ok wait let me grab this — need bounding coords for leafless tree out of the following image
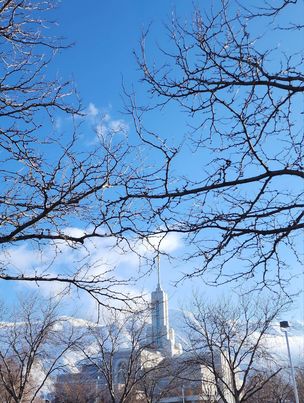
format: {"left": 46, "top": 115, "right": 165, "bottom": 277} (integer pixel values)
{"left": 137, "top": 359, "right": 178, "bottom": 403}
{"left": 137, "top": 355, "right": 206, "bottom": 403}
{"left": 245, "top": 370, "right": 294, "bottom": 402}
{"left": 72, "top": 310, "right": 206, "bottom": 403}
{"left": 0, "top": 0, "right": 153, "bottom": 307}
{"left": 2, "top": 0, "right": 303, "bottom": 302}
{"left": 53, "top": 379, "right": 98, "bottom": 403}
{"left": 295, "top": 365, "right": 304, "bottom": 402}
{"left": 246, "top": 364, "right": 304, "bottom": 402}
{"left": 183, "top": 294, "right": 288, "bottom": 402}
{"left": 74, "top": 307, "right": 165, "bottom": 403}
{"left": 0, "top": 294, "right": 82, "bottom": 403}
{"left": 122, "top": 0, "right": 304, "bottom": 293}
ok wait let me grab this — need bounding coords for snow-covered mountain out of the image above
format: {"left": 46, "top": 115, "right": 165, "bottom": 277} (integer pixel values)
{"left": 264, "top": 320, "right": 304, "bottom": 365}
{"left": 168, "top": 309, "right": 304, "bottom": 365}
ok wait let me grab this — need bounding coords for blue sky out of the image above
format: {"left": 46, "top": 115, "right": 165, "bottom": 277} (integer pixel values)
{"left": 52, "top": 1, "right": 188, "bottom": 107}
{"left": 51, "top": 1, "right": 303, "bottom": 312}
{"left": 2, "top": 1, "right": 303, "bottom": 327}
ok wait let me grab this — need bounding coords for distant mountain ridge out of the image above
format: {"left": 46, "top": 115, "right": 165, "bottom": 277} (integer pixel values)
{"left": 168, "top": 309, "right": 304, "bottom": 365}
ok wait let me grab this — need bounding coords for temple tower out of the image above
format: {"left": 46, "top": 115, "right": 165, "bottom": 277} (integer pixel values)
{"left": 148, "top": 256, "right": 182, "bottom": 357}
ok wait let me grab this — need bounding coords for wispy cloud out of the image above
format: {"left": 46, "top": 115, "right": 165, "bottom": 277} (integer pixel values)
{"left": 0, "top": 226, "right": 183, "bottom": 318}
{"left": 86, "top": 102, "right": 99, "bottom": 118}
{"left": 83, "top": 102, "right": 129, "bottom": 145}
{"left": 137, "top": 232, "right": 183, "bottom": 254}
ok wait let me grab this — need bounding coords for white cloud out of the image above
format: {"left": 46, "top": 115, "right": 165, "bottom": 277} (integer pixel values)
{"left": 139, "top": 232, "right": 183, "bottom": 254}
{"left": 54, "top": 117, "right": 62, "bottom": 130}
{"left": 0, "top": 229, "right": 146, "bottom": 317}
{"left": 96, "top": 122, "right": 108, "bottom": 137}
{"left": 83, "top": 103, "right": 129, "bottom": 144}
{"left": 0, "top": 245, "right": 45, "bottom": 273}
{"left": 103, "top": 113, "right": 111, "bottom": 122}
{"left": 109, "top": 119, "right": 128, "bottom": 134}
{"left": 0, "top": 225, "right": 184, "bottom": 319}
{"left": 159, "top": 232, "right": 183, "bottom": 253}
{"left": 86, "top": 102, "right": 99, "bottom": 118}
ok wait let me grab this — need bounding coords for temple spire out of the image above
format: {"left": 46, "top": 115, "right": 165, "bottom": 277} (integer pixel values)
{"left": 157, "top": 254, "right": 161, "bottom": 289}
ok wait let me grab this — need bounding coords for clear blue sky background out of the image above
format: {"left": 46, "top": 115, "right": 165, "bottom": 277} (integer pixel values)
{"left": 2, "top": 1, "right": 303, "bottom": 323}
